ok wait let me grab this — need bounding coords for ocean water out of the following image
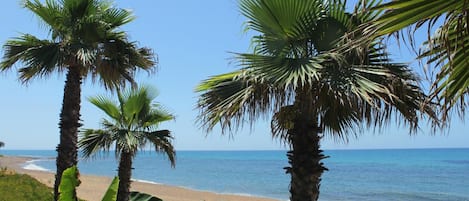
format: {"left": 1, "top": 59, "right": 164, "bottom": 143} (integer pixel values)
{"left": 1, "top": 148, "right": 468, "bottom": 201}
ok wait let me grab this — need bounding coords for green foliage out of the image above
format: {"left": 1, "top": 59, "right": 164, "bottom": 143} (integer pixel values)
{"left": 196, "top": 0, "right": 434, "bottom": 141}
{"left": 0, "top": 171, "right": 54, "bottom": 201}
{"left": 58, "top": 166, "right": 164, "bottom": 201}
{"left": 1, "top": 0, "right": 157, "bottom": 199}
{"left": 363, "top": 0, "right": 468, "bottom": 121}
{"left": 80, "top": 86, "right": 174, "bottom": 201}
{"left": 59, "top": 166, "right": 80, "bottom": 201}
{"left": 79, "top": 85, "right": 176, "bottom": 165}
{"left": 0, "top": 0, "right": 156, "bottom": 88}
{"left": 196, "top": 1, "right": 436, "bottom": 200}
{"left": 130, "top": 191, "right": 163, "bottom": 201}
{"left": 102, "top": 177, "right": 119, "bottom": 201}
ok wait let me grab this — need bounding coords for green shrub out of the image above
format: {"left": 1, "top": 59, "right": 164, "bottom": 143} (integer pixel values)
{"left": 0, "top": 171, "right": 54, "bottom": 201}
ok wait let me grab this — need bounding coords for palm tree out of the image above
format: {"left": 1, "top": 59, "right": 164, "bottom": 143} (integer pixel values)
{"left": 79, "top": 86, "right": 175, "bottom": 201}
{"left": 0, "top": 0, "right": 155, "bottom": 199}
{"left": 196, "top": 0, "right": 435, "bottom": 200}
{"left": 0, "top": 141, "right": 4, "bottom": 148}
{"left": 354, "top": 0, "right": 468, "bottom": 122}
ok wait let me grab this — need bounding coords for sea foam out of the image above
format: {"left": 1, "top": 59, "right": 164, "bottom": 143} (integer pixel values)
{"left": 22, "top": 160, "right": 51, "bottom": 172}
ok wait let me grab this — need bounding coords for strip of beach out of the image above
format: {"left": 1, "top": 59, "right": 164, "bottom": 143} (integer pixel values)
{"left": 0, "top": 155, "right": 278, "bottom": 201}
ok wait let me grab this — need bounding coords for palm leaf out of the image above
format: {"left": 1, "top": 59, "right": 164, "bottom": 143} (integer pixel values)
{"left": 1, "top": 35, "right": 64, "bottom": 82}
{"left": 196, "top": 70, "right": 281, "bottom": 133}
{"left": 102, "top": 177, "right": 120, "bottom": 201}
{"left": 129, "top": 191, "right": 163, "bottom": 201}
{"left": 88, "top": 95, "right": 121, "bottom": 121}
{"left": 143, "top": 130, "right": 175, "bottom": 167}
{"left": 365, "top": 0, "right": 468, "bottom": 120}
{"left": 79, "top": 129, "right": 114, "bottom": 158}
{"left": 372, "top": 0, "right": 462, "bottom": 36}
{"left": 58, "top": 166, "right": 80, "bottom": 201}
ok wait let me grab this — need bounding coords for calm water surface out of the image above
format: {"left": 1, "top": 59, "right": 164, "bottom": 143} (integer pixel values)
{"left": 2, "top": 148, "right": 468, "bottom": 201}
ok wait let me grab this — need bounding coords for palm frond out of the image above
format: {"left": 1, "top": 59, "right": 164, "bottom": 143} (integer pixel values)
{"left": 143, "top": 130, "right": 176, "bottom": 167}
{"left": 92, "top": 38, "right": 156, "bottom": 90}
{"left": 143, "top": 106, "right": 175, "bottom": 129}
{"left": 236, "top": 53, "right": 324, "bottom": 89}
{"left": 88, "top": 95, "right": 121, "bottom": 122}
{"left": 1, "top": 34, "right": 64, "bottom": 83}
{"left": 23, "top": 0, "right": 64, "bottom": 39}
{"left": 372, "top": 0, "right": 462, "bottom": 36}
{"left": 419, "top": 22, "right": 469, "bottom": 121}
{"left": 79, "top": 129, "right": 114, "bottom": 158}
{"left": 101, "top": 6, "right": 136, "bottom": 29}
{"left": 240, "top": 0, "right": 323, "bottom": 39}
{"left": 365, "top": 0, "right": 469, "bottom": 120}
{"left": 196, "top": 70, "right": 282, "bottom": 133}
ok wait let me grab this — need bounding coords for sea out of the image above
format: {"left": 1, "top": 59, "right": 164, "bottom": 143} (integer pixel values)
{"left": 1, "top": 148, "right": 468, "bottom": 201}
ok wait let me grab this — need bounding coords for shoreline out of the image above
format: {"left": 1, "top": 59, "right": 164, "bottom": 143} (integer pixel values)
{"left": 0, "top": 155, "right": 279, "bottom": 201}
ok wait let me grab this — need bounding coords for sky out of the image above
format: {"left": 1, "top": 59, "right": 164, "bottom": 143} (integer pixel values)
{"left": 0, "top": 0, "right": 467, "bottom": 150}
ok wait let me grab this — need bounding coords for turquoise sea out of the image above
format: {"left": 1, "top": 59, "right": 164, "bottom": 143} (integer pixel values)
{"left": 1, "top": 148, "right": 468, "bottom": 201}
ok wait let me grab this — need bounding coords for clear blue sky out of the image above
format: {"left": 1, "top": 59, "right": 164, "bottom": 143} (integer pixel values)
{"left": 0, "top": 0, "right": 467, "bottom": 150}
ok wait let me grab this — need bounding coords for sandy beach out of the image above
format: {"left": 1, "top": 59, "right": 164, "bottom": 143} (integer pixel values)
{"left": 0, "top": 155, "right": 279, "bottom": 201}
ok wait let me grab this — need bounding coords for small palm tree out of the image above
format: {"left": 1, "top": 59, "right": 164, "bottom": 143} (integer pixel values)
{"left": 79, "top": 86, "right": 175, "bottom": 201}
{"left": 196, "top": 0, "right": 435, "bottom": 200}
{"left": 0, "top": 0, "right": 155, "bottom": 199}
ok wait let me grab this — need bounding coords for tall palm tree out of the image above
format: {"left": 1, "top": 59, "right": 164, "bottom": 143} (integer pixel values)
{"left": 0, "top": 0, "right": 155, "bottom": 199}
{"left": 79, "top": 86, "right": 175, "bottom": 201}
{"left": 196, "top": 0, "right": 435, "bottom": 200}
{"left": 353, "top": 0, "right": 468, "bottom": 122}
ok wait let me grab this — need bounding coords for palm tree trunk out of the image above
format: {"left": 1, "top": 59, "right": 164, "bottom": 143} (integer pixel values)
{"left": 286, "top": 88, "right": 328, "bottom": 201}
{"left": 287, "top": 127, "right": 327, "bottom": 201}
{"left": 117, "top": 152, "right": 133, "bottom": 201}
{"left": 54, "top": 66, "right": 82, "bottom": 201}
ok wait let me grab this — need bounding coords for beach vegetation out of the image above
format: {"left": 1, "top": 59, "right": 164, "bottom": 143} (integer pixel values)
{"left": 79, "top": 86, "right": 175, "bottom": 201}
{"left": 196, "top": 0, "right": 435, "bottom": 200}
{"left": 129, "top": 192, "right": 163, "bottom": 201}
{"left": 58, "top": 166, "right": 81, "bottom": 201}
{"left": 0, "top": 170, "right": 54, "bottom": 201}
{"left": 58, "top": 166, "right": 164, "bottom": 201}
{"left": 345, "top": 0, "right": 468, "bottom": 122}
{"left": 0, "top": 0, "right": 156, "bottom": 200}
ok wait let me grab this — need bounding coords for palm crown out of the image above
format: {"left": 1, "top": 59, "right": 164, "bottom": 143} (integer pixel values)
{"left": 79, "top": 86, "right": 175, "bottom": 201}
{"left": 197, "top": 0, "right": 433, "bottom": 138}
{"left": 80, "top": 86, "right": 175, "bottom": 162}
{"left": 196, "top": 0, "right": 435, "bottom": 200}
{"left": 1, "top": 0, "right": 155, "bottom": 88}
